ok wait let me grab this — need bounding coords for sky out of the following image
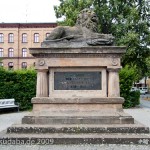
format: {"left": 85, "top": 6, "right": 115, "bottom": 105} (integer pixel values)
{"left": 0, "top": 0, "right": 61, "bottom": 23}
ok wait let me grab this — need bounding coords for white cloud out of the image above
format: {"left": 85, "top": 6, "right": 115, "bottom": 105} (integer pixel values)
{"left": 0, "top": 0, "right": 60, "bottom": 23}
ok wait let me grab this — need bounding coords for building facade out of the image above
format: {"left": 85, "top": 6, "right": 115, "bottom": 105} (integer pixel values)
{"left": 0, "top": 23, "right": 57, "bottom": 70}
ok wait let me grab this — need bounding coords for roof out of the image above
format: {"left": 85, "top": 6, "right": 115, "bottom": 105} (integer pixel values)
{"left": 0, "top": 23, "right": 57, "bottom": 28}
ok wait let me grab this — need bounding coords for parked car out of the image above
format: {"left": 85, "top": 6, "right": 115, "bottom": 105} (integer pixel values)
{"left": 139, "top": 89, "right": 146, "bottom": 95}
{"left": 142, "top": 87, "right": 148, "bottom": 94}
{"left": 139, "top": 87, "right": 148, "bottom": 94}
{"left": 131, "top": 87, "right": 146, "bottom": 95}
{"left": 131, "top": 87, "right": 139, "bottom": 92}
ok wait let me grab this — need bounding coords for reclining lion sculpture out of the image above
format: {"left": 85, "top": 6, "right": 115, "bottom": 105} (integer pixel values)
{"left": 44, "top": 8, "right": 114, "bottom": 46}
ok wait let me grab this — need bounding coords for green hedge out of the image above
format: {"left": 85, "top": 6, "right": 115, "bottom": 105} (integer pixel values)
{"left": 129, "top": 91, "right": 140, "bottom": 107}
{"left": 119, "top": 66, "right": 140, "bottom": 108}
{"left": 0, "top": 67, "right": 36, "bottom": 110}
{"left": 0, "top": 66, "right": 140, "bottom": 110}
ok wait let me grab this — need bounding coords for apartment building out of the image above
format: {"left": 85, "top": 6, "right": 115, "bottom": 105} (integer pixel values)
{"left": 0, "top": 23, "right": 57, "bottom": 70}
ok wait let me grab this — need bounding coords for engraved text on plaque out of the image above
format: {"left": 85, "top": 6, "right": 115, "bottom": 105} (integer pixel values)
{"left": 54, "top": 72, "right": 101, "bottom": 90}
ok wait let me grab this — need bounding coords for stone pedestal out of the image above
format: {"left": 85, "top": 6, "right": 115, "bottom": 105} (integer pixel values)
{"left": 21, "top": 46, "right": 134, "bottom": 124}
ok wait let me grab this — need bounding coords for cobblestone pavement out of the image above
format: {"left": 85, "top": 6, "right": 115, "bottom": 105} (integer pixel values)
{"left": 0, "top": 97, "right": 150, "bottom": 150}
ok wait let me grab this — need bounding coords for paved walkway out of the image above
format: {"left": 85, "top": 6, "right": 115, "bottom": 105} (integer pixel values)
{"left": 0, "top": 111, "right": 30, "bottom": 132}
{"left": 0, "top": 97, "right": 150, "bottom": 149}
{"left": 124, "top": 99, "right": 150, "bottom": 128}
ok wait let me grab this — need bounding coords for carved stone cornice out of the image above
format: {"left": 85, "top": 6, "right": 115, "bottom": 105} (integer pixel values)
{"left": 29, "top": 46, "right": 126, "bottom": 59}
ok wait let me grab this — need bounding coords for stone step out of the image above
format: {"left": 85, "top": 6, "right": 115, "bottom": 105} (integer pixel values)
{"left": 7, "top": 123, "right": 149, "bottom": 134}
{"left": 1, "top": 131, "right": 150, "bottom": 145}
{"left": 22, "top": 115, "right": 134, "bottom": 124}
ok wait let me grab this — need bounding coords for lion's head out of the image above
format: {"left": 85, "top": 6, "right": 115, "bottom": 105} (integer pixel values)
{"left": 76, "top": 8, "right": 98, "bottom": 32}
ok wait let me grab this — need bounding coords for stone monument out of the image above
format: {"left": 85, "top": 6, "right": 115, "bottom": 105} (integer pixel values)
{"left": 22, "top": 8, "right": 132, "bottom": 124}
{"left": 3, "top": 8, "right": 150, "bottom": 145}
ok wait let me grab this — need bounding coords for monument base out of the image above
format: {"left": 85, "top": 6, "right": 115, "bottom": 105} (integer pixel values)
{"left": 21, "top": 97, "right": 134, "bottom": 124}
{"left": 3, "top": 97, "right": 149, "bottom": 145}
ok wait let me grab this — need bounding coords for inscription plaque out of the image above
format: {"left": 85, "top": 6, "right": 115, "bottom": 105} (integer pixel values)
{"left": 54, "top": 72, "right": 101, "bottom": 90}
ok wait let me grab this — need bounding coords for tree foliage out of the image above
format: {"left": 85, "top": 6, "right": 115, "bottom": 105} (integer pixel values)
{"left": 119, "top": 66, "right": 140, "bottom": 108}
{"left": 146, "top": 56, "right": 150, "bottom": 77}
{"left": 54, "top": 0, "right": 92, "bottom": 26}
{"left": 54, "top": 0, "right": 150, "bottom": 77}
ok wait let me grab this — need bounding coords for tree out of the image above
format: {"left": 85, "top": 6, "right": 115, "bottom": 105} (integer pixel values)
{"left": 54, "top": 0, "right": 93, "bottom": 26}
{"left": 54, "top": 0, "right": 150, "bottom": 77}
{"left": 146, "top": 56, "right": 150, "bottom": 77}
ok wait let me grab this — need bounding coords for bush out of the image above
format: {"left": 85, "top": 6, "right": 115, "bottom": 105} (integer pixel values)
{"left": 0, "top": 67, "right": 36, "bottom": 110}
{"left": 129, "top": 91, "right": 140, "bottom": 107}
{"left": 119, "top": 66, "right": 140, "bottom": 108}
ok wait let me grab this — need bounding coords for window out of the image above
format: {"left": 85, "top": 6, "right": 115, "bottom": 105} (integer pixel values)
{"left": 22, "top": 48, "right": 27, "bottom": 57}
{"left": 34, "top": 33, "right": 39, "bottom": 43}
{"left": 0, "top": 48, "right": 3, "bottom": 57}
{"left": 8, "top": 48, "right": 14, "bottom": 57}
{"left": 8, "top": 33, "right": 14, "bottom": 43}
{"left": 46, "top": 33, "right": 50, "bottom": 38}
{"left": 8, "top": 62, "right": 13, "bottom": 70}
{"left": 22, "top": 33, "right": 27, "bottom": 43}
{"left": 22, "top": 62, "right": 27, "bottom": 69}
{"left": 0, "top": 62, "right": 3, "bottom": 67}
{"left": 0, "top": 33, "right": 4, "bottom": 43}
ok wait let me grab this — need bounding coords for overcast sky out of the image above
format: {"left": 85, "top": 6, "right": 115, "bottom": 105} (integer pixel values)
{"left": 0, "top": 0, "right": 61, "bottom": 23}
